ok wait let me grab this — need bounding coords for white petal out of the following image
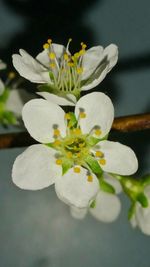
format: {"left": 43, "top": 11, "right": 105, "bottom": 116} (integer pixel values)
{"left": 12, "top": 144, "right": 61, "bottom": 190}
{"left": 135, "top": 204, "right": 150, "bottom": 235}
{"left": 37, "top": 92, "right": 76, "bottom": 106}
{"left": 0, "top": 59, "right": 6, "bottom": 70}
{"left": 81, "top": 44, "right": 118, "bottom": 91}
{"left": 36, "top": 49, "right": 50, "bottom": 68}
{"left": 52, "top": 43, "right": 65, "bottom": 60}
{"left": 81, "top": 46, "right": 104, "bottom": 80}
{"left": 98, "top": 141, "right": 138, "bottom": 175}
{"left": 75, "top": 92, "right": 114, "bottom": 137}
{"left": 6, "top": 89, "right": 34, "bottom": 116}
{"left": 0, "top": 78, "right": 5, "bottom": 95}
{"left": 70, "top": 206, "right": 88, "bottom": 220}
{"left": 22, "top": 99, "right": 66, "bottom": 143}
{"left": 12, "top": 49, "right": 50, "bottom": 84}
{"left": 55, "top": 167, "right": 99, "bottom": 208}
{"left": 90, "top": 191, "right": 121, "bottom": 222}
{"left": 103, "top": 173, "right": 122, "bottom": 194}
{"left": 104, "top": 44, "right": 118, "bottom": 72}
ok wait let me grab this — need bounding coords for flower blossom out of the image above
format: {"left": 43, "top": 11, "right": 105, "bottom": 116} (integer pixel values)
{"left": 12, "top": 92, "right": 138, "bottom": 210}
{"left": 130, "top": 185, "right": 150, "bottom": 235}
{"left": 12, "top": 39, "right": 118, "bottom": 106}
{"left": 0, "top": 69, "right": 33, "bottom": 125}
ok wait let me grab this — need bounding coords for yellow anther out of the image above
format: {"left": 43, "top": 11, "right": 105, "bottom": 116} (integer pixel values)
{"left": 50, "top": 63, "right": 56, "bottom": 68}
{"left": 66, "top": 152, "right": 72, "bottom": 159}
{"left": 87, "top": 175, "right": 93, "bottom": 182}
{"left": 53, "top": 140, "right": 61, "bottom": 146}
{"left": 68, "top": 38, "right": 72, "bottom": 43}
{"left": 56, "top": 159, "right": 62, "bottom": 165}
{"left": 49, "top": 52, "right": 56, "bottom": 60}
{"left": 73, "top": 128, "right": 81, "bottom": 135}
{"left": 79, "top": 143, "right": 84, "bottom": 148}
{"left": 65, "top": 113, "right": 71, "bottom": 120}
{"left": 68, "top": 62, "right": 74, "bottom": 67}
{"left": 43, "top": 43, "right": 49, "bottom": 49}
{"left": 76, "top": 153, "right": 81, "bottom": 158}
{"left": 64, "top": 53, "right": 69, "bottom": 61}
{"left": 47, "top": 39, "right": 52, "bottom": 44}
{"left": 54, "top": 129, "right": 60, "bottom": 136}
{"left": 8, "top": 72, "right": 16, "bottom": 79}
{"left": 79, "top": 112, "right": 86, "bottom": 118}
{"left": 81, "top": 42, "right": 87, "bottom": 49}
{"left": 73, "top": 52, "right": 80, "bottom": 59}
{"left": 76, "top": 67, "right": 83, "bottom": 74}
{"left": 95, "top": 151, "right": 104, "bottom": 157}
{"left": 99, "top": 158, "right": 106, "bottom": 165}
{"left": 94, "top": 129, "right": 102, "bottom": 136}
{"left": 74, "top": 166, "right": 81, "bottom": 173}
{"left": 79, "top": 49, "right": 85, "bottom": 56}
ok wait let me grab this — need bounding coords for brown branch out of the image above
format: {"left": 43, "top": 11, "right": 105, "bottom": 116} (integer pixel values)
{"left": 0, "top": 113, "right": 149, "bottom": 149}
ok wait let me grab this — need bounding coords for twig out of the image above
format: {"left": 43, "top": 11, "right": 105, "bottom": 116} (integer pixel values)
{"left": 0, "top": 113, "right": 149, "bottom": 149}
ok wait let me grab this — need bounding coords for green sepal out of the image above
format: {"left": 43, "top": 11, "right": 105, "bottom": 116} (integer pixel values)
{"left": 137, "top": 193, "right": 149, "bottom": 208}
{"left": 90, "top": 200, "right": 96, "bottom": 209}
{"left": 85, "top": 155, "right": 102, "bottom": 175}
{"left": 86, "top": 136, "right": 100, "bottom": 147}
{"left": 100, "top": 180, "right": 116, "bottom": 194}
{"left": 128, "top": 202, "right": 136, "bottom": 220}
{"left": 141, "top": 174, "right": 150, "bottom": 187}
{"left": 0, "top": 88, "right": 9, "bottom": 103}
{"left": 67, "top": 112, "right": 77, "bottom": 128}
{"left": 62, "top": 159, "right": 72, "bottom": 175}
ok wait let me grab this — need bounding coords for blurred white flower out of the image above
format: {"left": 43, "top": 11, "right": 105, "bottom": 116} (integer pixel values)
{"left": 12, "top": 92, "right": 138, "bottom": 210}
{"left": 12, "top": 39, "right": 118, "bottom": 106}
{"left": 130, "top": 185, "right": 150, "bottom": 235}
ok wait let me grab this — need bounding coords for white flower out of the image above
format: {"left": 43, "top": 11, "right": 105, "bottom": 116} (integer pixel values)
{"left": 0, "top": 72, "right": 34, "bottom": 125}
{"left": 130, "top": 185, "right": 150, "bottom": 235}
{"left": 12, "top": 40, "right": 118, "bottom": 106}
{"left": 70, "top": 173, "right": 122, "bottom": 222}
{"left": 0, "top": 59, "right": 6, "bottom": 70}
{"left": 12, "top": 92, "right": 138, "bottom": 210}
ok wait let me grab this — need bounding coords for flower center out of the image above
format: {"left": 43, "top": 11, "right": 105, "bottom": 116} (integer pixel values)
{"left": 42, "top": 39, "right": 87, "bottom": 98}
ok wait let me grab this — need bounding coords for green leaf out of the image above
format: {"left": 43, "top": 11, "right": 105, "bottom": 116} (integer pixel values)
{"left": 67, "top": 112, "right": 77, "bottom": 128}
{"left": 62, "top": 159, "right": 72, "bottom": 175}
{"left": 86, "top": 136, "right": 100, "bottom": 147}
{"left": 85, "top": 155, "right": 102, "bottom": 175}
{"left": 137, "top": 193, "right": 149, "bottom": 208}
{"left": 128, "top": 202, "right": 136, "bottom": 220}
{"left": 100, "top": 180, "right": 115, "bottom": 194}
{"left": 90, "top": 200, "right": 96, "bottom": 208}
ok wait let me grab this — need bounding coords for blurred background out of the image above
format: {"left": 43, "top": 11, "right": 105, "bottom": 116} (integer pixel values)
{"left": 0, "top": 0, "right": 150, "bottom": 266}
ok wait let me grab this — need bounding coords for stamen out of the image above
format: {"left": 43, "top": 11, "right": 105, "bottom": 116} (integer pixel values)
{"left": 87, "top": 175, "right": 93, "bottom": 182}
{"left": 95, "top": 151, "right": 104, "bottom": 157}
{"left": 66, "top": 152, "right": 72, "bottom": 159}
{"left": 53, "top": 129, "right": 60, "bottom": 137}
{"left": 79, "top": 112, "right": 86, "bottom": 118}
{"left": 76, "top": 67, "right": 83, "bottom": 74}
{"left": 73, "top": 128, "right": 81, "bottom": 135}
{"left": 65, "top": 113, "right": 71, "bottom": 120}
{"left": 8, "top": 72, "right": 16, "bottom": 79}
{"left": 56, "top": 159, "right": 62, "bottom": 165}
{"left": 99, "top": 159, "right": 106, "bottom": 165}
{"left": 47, "top": 39, "right": 52, "bottom": 44}
{"left": 43, "top": 43, "right": 49, "bottom": 49}
{"left": 49, "top": 52, "right": 56, "bottom": 60}
{"left": 50, "top": 63, "right": 56, "bottom": 69}
{"left": 94, "top": 129, "right": 102, "bottom": 136}
{"left": 64, "top": 53, "right": 69, "bottom": 61}
{"left": 74, "top": 166, "right": 81, "bottom": 173}
{"left": 53, "top": 140, "right": 61, "bottom": 146}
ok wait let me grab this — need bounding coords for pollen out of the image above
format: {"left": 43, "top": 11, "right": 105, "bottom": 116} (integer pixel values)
{"left": 94, "top": 129, "right": 102, "bottom": 136}
{"left": 79, "top": 112, "right": 86, "bottom": 118}
{"left": 53, "top": 129, "right": 60, "bottom": 136}
{"left": 8, "top": 71, "right": 16, "bottom": 79}
{"left": 68, "top": 62, "right": 74, "bottom": 67}
{"left": 99, "top": 158, "right": 106, "bottom": 165}
{"left": 66, "top": 152, "right": 72, "bottom": 158}
{"left": 81, "top": 42, "right": 87, "bottom": 49}
{"left": 49, "top": 52, "right": 56, "bottom": 60}
{"left": 64, "top": 53, "right": 69, "bottom": 61}
{"left": 43, "top": 43, "right": 49, "bottom": 49}
{"left": 73, "top": 128, "right": 81, "bottom": 135}
{"left": 74, "top": 166, "right": 81, "bottom": 173}
{"left": 76, "top": 153, "right": 81, "bottom": 158}
{"left": 47, "top": 39, "right": 52, "bottom": 44}
{"left": 50, "top": 63, "right": 56, "bottom": 68}
{"left": 53, "top": 139, "right": 61, "bottom": 146}
{"left": 76, "top": 67, "right": 83, "bottom": 74}
{"left": 95, "top": 151, "right": 103, "bottom": 157}
{"left": 56, "top": 159, "right": 62, "bottom": 165}
{"left": 65, "top": 113, "right": 71, "bottom": 120}
{"left": 87, "top": 175, "right": 93, "bottom": 182}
